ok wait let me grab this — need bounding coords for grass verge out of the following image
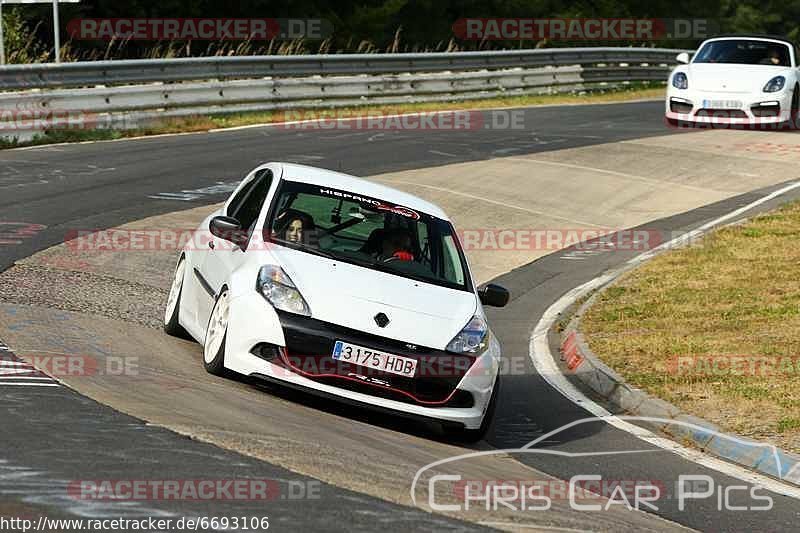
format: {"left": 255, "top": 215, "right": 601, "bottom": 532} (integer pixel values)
{"left": 581, "top": 201, "right": 800, "bottom": 454}
{"left": 0, "top": 85, "right": 665, "bottom": 150}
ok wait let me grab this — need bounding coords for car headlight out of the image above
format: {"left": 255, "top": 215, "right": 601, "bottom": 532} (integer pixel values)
{"left": 256, "top": 265, "right": 310, "bottom": 316}
{"left": 672, "top": 72, "right": 688, "bottom": 90}
{"left": 446, "top": 315, "right": 489, "bottom": 354}
{"left": 764, "top": 76, "right": 786, "bottom": 93}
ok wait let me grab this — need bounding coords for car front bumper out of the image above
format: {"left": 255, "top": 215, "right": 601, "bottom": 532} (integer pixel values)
{"left": 222, "top": 291, "right": 500, "bottom": 429}
{"left": 664, "top": 87, "right": 794, "bottom": 125}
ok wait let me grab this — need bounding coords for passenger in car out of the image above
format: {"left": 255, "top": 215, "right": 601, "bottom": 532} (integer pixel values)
{"left": 274, "top": 210, "right": 316, "bottom": 245}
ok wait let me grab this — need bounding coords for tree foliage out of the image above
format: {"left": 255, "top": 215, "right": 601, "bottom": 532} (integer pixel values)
{"left": 3, "top": 0, "right": 799, "bottom": 60}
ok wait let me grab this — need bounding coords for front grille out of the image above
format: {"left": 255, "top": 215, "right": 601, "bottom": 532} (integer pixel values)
{"left": 323, "top": 378, "right": 475, "bottom": 408}
{"left": 669, "top": 99, "right": 693, "bottom": 114}
{"left": 751, "top": 104, "right": 781, "bottom": 118}
{"left": 273, "top": 311, "right": 477, "bottom": 406}
{"left": 251, "top": 343, "right": 280, "bottom": 362}
{"left": 696, "top": 109, "right": 748, "bottom": 119}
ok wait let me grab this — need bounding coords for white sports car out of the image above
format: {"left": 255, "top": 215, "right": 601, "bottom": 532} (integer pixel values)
{"left": 163, "top": 163, "right": 509, "bottom": 439}
{"left": 665, "top": 35, "right": 800, "bottom": 126}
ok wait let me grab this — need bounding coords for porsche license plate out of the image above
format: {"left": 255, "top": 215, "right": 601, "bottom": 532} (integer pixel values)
{"left": 332, "top": 341, "right": 417, "bottom": 377}
{"left": 702, "top": 99, "right": 741, "bottom": 109}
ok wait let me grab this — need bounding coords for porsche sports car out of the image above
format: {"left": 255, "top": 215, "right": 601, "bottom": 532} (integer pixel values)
{"left": 164, "top": 162, "right": 509, "bottom": 438}
{"left": 665, "top": 35, "right": 800, "bottom": 126}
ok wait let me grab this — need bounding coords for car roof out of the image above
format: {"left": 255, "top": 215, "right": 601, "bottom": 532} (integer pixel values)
{"left": 702, "top": 34, "right": 794, "bottom": 47}
{"left": 275, "top": 162, "right": 451, "bottom": 221}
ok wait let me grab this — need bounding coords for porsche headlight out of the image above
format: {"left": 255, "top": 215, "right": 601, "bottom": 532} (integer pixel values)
{"left": 672, "top": 72, "right": 688, "bottom": 90}
{"left": 764, "top": 76, "right": 786, "bottom": 93}
{"left": 446, "top": 315, "right": 489, "bottom": 354}
{"left": 256, "top": 265, "right": 310, "bottom": 316}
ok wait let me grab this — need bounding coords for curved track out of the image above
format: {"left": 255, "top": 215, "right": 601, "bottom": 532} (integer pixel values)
{"left": 2, "top": 101, "right": 800, "bottom": 530}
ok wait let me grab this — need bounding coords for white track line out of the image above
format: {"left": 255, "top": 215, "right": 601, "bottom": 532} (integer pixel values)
{"left": 372, "top": 178, "right": 607, "bottom": 228}
{"left": 0, "top": 382, "right": 60, "bottom": 387}
{"left": 506, "top": 157, "right": 738, "bottom": 195}
{"left": 0, "top": 368, "right": 40, "bottom": 376}
{"left": 529, "top": 180, "right": 800, "bottom": 499}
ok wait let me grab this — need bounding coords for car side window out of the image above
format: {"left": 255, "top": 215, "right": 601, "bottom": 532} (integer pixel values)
{"left": 227, "top": 177, "right": 258, "bottom": 218}
{"left": 441, "top": 235, "right": 465, "bottom": 285}
{"left": 229, "top": 169, "right": 273, "bottom": 241}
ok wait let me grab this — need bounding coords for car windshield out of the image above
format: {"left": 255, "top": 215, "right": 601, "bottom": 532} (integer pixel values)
{"left": 693, "top": 40, "right": 792, "bottom": 66}
{"left": 265, "top": 180, "right": 471, "bottom": 292}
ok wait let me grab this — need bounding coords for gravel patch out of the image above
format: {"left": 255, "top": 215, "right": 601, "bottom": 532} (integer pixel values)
{"left": 0, "top": 264, "right": 167, "bottom": 330}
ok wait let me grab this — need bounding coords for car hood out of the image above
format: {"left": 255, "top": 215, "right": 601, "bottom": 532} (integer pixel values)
{"left": 685, "top": 63, "right": 791, "bottom": 93}
{"left": 273, "top": 247, "right": 478, "bottom": 350}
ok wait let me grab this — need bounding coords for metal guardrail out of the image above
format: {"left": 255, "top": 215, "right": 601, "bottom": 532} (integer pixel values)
{"left": 0, "top": 47, "right": 685, "bottom": 141}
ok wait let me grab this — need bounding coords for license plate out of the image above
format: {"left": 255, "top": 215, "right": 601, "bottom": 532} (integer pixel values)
{"left": 332, "top": 341, "right": 417, "bottom": 378}
{"left": 702, "top": 99, "right": 741, "bottom": 109}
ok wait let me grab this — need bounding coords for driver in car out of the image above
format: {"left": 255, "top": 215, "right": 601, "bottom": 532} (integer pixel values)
{"left": 761, "top": 48, "right": 783, "bottom": 65}
{"left": 378, "top": 228, "right": 414, "bottom": 262}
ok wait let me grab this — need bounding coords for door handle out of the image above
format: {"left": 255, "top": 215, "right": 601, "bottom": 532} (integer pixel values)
{"left": 208, "top": 241, "right": 215, "bottom": 249}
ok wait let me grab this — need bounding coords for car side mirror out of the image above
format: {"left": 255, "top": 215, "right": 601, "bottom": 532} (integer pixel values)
{"left": 209, "top": 216, "right": 246, "bottom": 246}
{"left": 676, "top": 52, "right": 690, "bottom": 64}
{"left": 478, "top": 284, "right": 510, "bottom": 307}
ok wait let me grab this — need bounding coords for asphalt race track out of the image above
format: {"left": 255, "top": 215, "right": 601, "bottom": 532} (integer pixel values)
{"left": 2, "top": 101, "right": 800, "bottom": 531}
{"left": 0, "top": 101, "right": 676, "bottom": 273}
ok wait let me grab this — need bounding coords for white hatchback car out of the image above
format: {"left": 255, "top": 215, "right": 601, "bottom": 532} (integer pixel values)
{"left": 665, "top": 35, "right": 800, "bottom": 126}
{"left": 164, "top": 163, "right": 509, "bottom": 438}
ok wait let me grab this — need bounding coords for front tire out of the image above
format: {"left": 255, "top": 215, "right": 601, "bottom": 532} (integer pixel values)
{"left": 203, "top": 288, "right": 230, "bottom": 376}
{"left": 164, "top": 258, "right": 190, "bottom": 339}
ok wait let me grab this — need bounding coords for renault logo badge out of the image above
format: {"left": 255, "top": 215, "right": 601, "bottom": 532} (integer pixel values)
{"left": 374, "top": 313, "right": 390, "bottom": 328}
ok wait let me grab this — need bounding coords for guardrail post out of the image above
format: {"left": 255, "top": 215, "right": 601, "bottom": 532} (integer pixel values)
{"left": 52, "top": 0, "right": 60, "bottom": 63}
{"left": 0, "top": 2, "right": 5, "bottom": 66}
